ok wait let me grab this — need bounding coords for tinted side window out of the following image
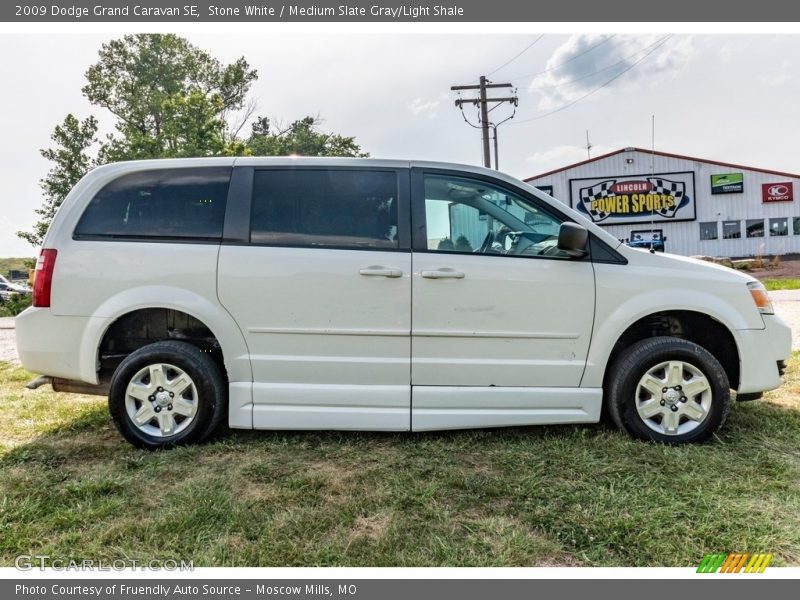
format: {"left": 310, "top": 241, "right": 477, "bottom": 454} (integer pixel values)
{"left": 423, "top": 174, "right": 567, "bottom": 258}
{"left": 74, "top": 167, "right": 231, "bottom": 241}
{"left": 250, "top": 170, "right": 399, "bottom": 249}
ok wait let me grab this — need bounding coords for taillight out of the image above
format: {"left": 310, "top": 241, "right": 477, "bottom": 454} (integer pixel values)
{"left": 32, "top": 249, "right": 57, "bottom": 308}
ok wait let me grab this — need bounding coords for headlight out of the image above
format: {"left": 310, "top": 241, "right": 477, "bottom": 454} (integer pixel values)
{"left": 747, "top": 281, "right": 774, "bottom": 315}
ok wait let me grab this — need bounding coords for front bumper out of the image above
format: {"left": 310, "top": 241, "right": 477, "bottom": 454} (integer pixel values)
{"left": 735, "top": 314, "right": 792, "bottom": 394}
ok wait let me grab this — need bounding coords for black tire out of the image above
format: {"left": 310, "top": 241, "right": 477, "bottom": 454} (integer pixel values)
{"left": 606, "top": 337, "right": 730, "bottom": 444}
{"left": 108, "top": 341, "right": 227, "bottom": 450}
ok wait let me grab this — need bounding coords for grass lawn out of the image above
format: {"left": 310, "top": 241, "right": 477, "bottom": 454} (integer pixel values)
{"left": 1, "top": 358, "right": 799, "bottom": 568}
{"left": 763, "top": 278, "right": 800, "bottom": 291}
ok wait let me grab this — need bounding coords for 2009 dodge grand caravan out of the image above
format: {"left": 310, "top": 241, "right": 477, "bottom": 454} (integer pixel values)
{"left": 16, "top": 157, "right": 792, "bottom": 448}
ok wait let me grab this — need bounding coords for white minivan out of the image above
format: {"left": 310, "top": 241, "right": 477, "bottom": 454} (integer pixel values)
{"left": 16, "top": 158, "right": 791, "bottom": 448}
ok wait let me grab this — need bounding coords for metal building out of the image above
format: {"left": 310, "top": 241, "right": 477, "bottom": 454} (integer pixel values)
{"left": 524, "top": 147, "right": 800, "bottom": 257}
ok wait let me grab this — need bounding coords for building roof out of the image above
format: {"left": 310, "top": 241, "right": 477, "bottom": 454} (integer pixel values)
{"left": 524, "top": 147, "right": 800, "bottom": 181}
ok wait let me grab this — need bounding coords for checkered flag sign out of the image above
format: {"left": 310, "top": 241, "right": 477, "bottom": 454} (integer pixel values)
{"left": 579, "top": 180, "right": 617, "bottom": 222}
{"left": 647, "top": 177, "right": 685, "bottom": 219}
{"left": 579, "top": 177, "right": 686, "bottom": 223}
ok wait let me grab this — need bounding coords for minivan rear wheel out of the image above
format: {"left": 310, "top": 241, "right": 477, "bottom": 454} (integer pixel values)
{"left": 606, "top": 337, "right": 730, "bottom": 444}
{"left": 108, "top": 341, "right": 226, "bottom": 449}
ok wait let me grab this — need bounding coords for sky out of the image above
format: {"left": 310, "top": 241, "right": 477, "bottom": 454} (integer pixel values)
{"left": 1, "top": 32, "right": 799, "bottom": 256}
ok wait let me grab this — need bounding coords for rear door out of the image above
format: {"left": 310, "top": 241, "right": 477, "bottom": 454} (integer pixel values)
{"left": 217, "top": 165, "right": 412, "bottom": 430}
{"left": 410, "top": 169, "right": 598, "bottom": 429}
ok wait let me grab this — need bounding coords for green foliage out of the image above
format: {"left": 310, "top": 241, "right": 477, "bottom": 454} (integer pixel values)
{"left": 17, "top": 114, "right": 98, "bottom": 247}
{"left": 86, "top": 34, "right": 257, "bottom": 161}
{"left": 454, "top": 235, "right": 473, "bottom": 252}
{"left": 246, "top": 116, "right": 367, "bottom": 158}
{"left": 762, "top": 278, "right": 800, "bottom": 291}
{"left": 0, "top": 293, "right": 31, "bottom": 317}
{"left": 437, "top": 237, "right": 455, "bottom": 251}
{"left": 0, "top": 258, "right": 35, "bottom": 278}
{"left": 19, "top": 34, "right": 368, "bottom": 247}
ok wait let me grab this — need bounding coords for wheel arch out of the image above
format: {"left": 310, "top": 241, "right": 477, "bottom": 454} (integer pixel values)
{"left": 78, "top": 286, "right": 252, "bottom": 385}
{"left": 600, "top": 309, "right": 741, "bottom": 393}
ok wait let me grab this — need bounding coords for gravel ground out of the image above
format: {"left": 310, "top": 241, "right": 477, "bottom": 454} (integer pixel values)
{"left": 769, "top": 290, "right": 800, "bottom": 350}
{"left": 0, "top": 296, "right": 798, "bottom": 368}
{"left": 0, "top": 317, "right": 18, "bottom": 365}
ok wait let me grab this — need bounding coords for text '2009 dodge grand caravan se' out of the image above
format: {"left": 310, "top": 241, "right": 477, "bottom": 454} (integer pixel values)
{"left": 16, "top": 158, "right": 792, "bottom": 448}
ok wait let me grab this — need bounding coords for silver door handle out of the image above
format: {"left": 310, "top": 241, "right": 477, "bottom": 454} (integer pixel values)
{"left": 421, "top": 269, "right": 466, "bottom": 279}
{"left": 359, "top": 266, "right": 403, "bottom": 278}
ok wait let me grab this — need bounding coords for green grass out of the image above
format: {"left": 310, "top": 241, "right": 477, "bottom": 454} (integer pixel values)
{"left": 762, "top": 278, "right": 800, "bottom": 291}
{"left": 0, "top": 358, "right": 799, "bottom": 567}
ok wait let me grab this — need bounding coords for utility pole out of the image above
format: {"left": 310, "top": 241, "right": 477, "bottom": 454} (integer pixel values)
{"left": 585, "top": 130, "right": 593, "bottom": 159}
{"left": 492, "top": 125, "right": 499, "bottom": 170}
{"left": 452, "top": 76, "right": 517, "bottom": 169}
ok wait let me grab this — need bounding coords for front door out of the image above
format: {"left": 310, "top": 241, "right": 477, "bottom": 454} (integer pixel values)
{"left": 218, "top": 166, "right": 412, "bottom": 430}
{"left": 410, "top": 170, "right": 598, "bottom": 429}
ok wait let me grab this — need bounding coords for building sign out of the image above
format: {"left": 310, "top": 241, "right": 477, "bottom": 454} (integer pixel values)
{"left": 535, "top": 184, "right": 554, "bottom": 196}
{"left": 568, "top": 171, "right": 696, "bottom": 225}
{"left": 711, "top": 173, "right": 743, "bottom": 194}
{"left": 762, "top": 182, "right": 794, "bottom": 203}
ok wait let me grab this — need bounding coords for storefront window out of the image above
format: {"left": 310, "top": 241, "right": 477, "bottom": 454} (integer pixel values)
{"left": 793, "top": 217, "right": 800, "bottom": 235}
{"left": 769, "top": 217, "right": 788, "bottom": 237}
{"left": 699, "top": 222, "right": 718, "bottom": 241}
{"left": 746, "top": 219, "right": 764, "bottom": 238}
{"left": 722, "top": 221, "right": 741, "bottom": 239}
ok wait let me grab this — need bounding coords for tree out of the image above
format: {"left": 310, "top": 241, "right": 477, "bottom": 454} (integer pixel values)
{"left": 454, "top": 235, "right": 473, "bottom": 252}
{"left": 19, "top": 34, "right": 368, "bottom": 247}
{"left": 18, "top": 114, "right": 98, "bottom": 247}
{"left": 86, "top": 34, "right": 257, "bottom": 161}
{"left": 246, "top": 116, "right": 367, "bottom": 158}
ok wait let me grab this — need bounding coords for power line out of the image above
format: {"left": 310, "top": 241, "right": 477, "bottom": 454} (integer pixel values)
{"left": 527, "top": 35, "right": 672, "bottom": 91}
{"left": 506, "top": 34, "right": 618, "bottom": 82}
{"left": 486, "top": 34, "right": 546, "bottom": 77}
{"left": 510, "top": 35, "right": 674, "bottom": 125}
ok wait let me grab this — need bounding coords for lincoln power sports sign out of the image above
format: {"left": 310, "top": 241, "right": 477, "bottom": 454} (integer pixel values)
{"left": 569, "top": 171, "right": 696, "bottom": 226}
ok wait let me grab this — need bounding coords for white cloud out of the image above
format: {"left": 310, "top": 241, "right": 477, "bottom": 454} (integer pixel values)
{"left": 3, "top": 33, "right": 800, "bottom": 256}
{"left": 528, "top": 34, "right": 695, "bottom": 110}
{"left": 408, "top": 97, "right": 441, "bottom": 119}
{"left": 759, "top": 59, "right": 791, "bottom": 87}
{"left": 525, "top": 143, "right": 621, "bottom": 175}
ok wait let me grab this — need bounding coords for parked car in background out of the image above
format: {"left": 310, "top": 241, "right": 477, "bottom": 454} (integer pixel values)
{"left": 627, "top": 238, "right": 666, "bottom": 252}
{"left": 15, "top": 158, "right": 792, "bottom": 449}
{"left": 0, "top": 274, "right": 29, "bottom": 303}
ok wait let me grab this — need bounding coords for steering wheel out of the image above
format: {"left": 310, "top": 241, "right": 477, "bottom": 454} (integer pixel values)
{"left": 507, "top": 232, "right": 535, "bottom": 255}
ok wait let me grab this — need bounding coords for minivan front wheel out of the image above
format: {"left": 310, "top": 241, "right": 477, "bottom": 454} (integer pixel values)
{"left": 607, "top": 337, "right": 730, "bottom": 444}
{"left": 108, "top": 341, "right": 226, "bottom": 449}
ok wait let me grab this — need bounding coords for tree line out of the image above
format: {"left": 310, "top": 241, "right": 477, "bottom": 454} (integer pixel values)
{"left": 19, "top": 34, "right": 367, "bottom": 246}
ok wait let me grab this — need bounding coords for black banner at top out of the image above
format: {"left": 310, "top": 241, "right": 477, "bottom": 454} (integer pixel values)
{"left": 4, "top": 0, "right": 800, "bottom": 22}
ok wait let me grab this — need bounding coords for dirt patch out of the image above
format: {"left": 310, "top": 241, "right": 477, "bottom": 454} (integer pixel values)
{"left": 307, "top": 460, "right": 357, "bottom": 482}
{"left": 349, "top": 511, "right": 391, "bottom": 542}
{"left": 747, "top": 254, "right": 800, "bottom": 280}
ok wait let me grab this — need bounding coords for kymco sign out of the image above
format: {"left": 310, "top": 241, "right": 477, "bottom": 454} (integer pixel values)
{"left": 762, "top": 182, "right": 794, "bottom": 203}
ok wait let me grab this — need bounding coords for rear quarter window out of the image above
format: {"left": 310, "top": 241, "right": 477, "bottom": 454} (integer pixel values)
{"left": 74, "top": 167, "right": 231, "bottom": 241}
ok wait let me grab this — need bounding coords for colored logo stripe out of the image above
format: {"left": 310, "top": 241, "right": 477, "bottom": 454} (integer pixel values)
{"left": 697, "top": 553, "right": 772, "bottom": 573}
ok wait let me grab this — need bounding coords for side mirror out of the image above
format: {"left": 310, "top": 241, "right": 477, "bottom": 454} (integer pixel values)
{"left": 557, "top": 222, "right": 589, "bottom": 258}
